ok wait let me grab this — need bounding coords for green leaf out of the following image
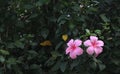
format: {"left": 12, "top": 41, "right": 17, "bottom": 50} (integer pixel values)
{"left": 58, "top": 20, "right": 66, "bottom": 26}
{"left": 85, "top": 29, "right": 91, "bottom": 35}
{"left": 59, "top": 62, "right": 67, "bottom": 72}
{"left": 28, "top": 14, "right": 38, "bottom": 19}
{"left": 0, "top": 27, "right": 4, "bottom": 32}
{"left": 0, "top": 56, "right": 5, "bottom": 63}
{"left": 55, "top": 42, "right": 63, "bottom": 50}
{"left": 7, "top": 43, "right": 15, "bottom": 49}
{"left": 36, "top": 0, "right": 50, "bottom": 6}
{"left": 98, "top": 63, "right": 106, "bottom": 71}
{"left": 89, "top": 7, "right": 98, "bottom": 12}
{"left": 0, "top": 68, "right": 4, "bottom": 74}
{"left": 112, "top": 59, "right": 120, "bottom": 66}
{"left": 51, "top": 60, "right": 61, "bottom": 71}
{"left": 41, "top": 28, "right": 49, "bottom": 39}
{"left": 27, "top": 34, "right": 34, "bottom": 38}
{"left": 14, "top": 41, "right": 24, "bottom": 49}
{"left": 90, "top": 62, "right": 97, "bottom": 70}
{"left": 57, "top": 15, "right": 66, "bottom": 23}
{"left": 24, "top": 4, "right": 33, "bottom": 9}
{"left": 69, "top": 23, "right": 75, "bottom": 30}
{"left": 45, "top": 57, "right": 55, "bottom": 66}
{"left": 7, "top": 58, "right": 17, "bottom": 65}
{"left": 30, "top": 64, "right": 40, "bottom": 70}
{"left": 28, "top": 50, "right": 38, "bottom": 55}
{"left": 12, "top": 65, "right": 23, "bottom": 74}
{"left": 16, "top": 21, "right": 24, "bottom": 28}
{"left": 27, "top": 50, "right": 38, "bottom": 60}
{"left": 0, "top": 49, "right": 9, "bottom": 55}
{"left": 100, "top": 14, "right": 110, "bottom": 22}
{"left": 95, "top": 29, "right": 101, "bottom": 35}
{"left": 51, "top": 51, "right": 61, "bottom": 59}
{"left": 70, "top": 60, "right": 79, "bottom": 70}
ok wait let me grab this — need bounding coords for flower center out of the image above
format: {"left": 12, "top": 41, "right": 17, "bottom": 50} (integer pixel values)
{"left": 71, "top": 44, "right": 76, "bottom": 50}
{"left": 92, "top": 41, "right": 97, "bottom": 47}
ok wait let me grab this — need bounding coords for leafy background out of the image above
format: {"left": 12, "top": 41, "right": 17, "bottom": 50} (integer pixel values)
{"left": 0, "top": 0, "right": 120, "bottom": 74}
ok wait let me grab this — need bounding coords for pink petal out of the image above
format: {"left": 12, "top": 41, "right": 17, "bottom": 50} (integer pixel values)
{"left": 86, "top": 47, "right": 94, "bottom": 55}
{"left": 74, "top": 47, "right": 83, "bottom": 55}
{"left": 66, "top": 47, "right": 71, "bottom": 54}
{"left": 74, "top": 39, "right": 82, "bottom": 46}
{"left": 97, "top": 40, "right": 104, "bottom": 46}
{"left": 69, "top": 52, "right": 77, "bottom": 59}
{"left": 94, "top": 47, "right": 103, "bottom": 57}
{"left": 67, "top": 39, "right": 74, "bottom": 47}
{"left": 84, "top": 40, "right": 92, "bottom": 46}
{"left": 90, "top": 36, "right": 98, "bottom": 42}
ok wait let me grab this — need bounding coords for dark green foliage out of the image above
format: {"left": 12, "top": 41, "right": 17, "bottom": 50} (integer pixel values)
{"left": 0, "top": 0, "right": 120, "bottom": 74}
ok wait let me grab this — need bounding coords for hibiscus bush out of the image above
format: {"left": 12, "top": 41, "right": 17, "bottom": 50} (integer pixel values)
{"left": 0, "top": 0, "right": 120, "bottom": 74}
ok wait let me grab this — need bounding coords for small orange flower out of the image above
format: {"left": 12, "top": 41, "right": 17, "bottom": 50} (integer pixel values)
{"left": 62, "top": 34, "right": 68, "bottom": 41}
{"left": 40, "top": 40, "right": 52, "bottom": 46}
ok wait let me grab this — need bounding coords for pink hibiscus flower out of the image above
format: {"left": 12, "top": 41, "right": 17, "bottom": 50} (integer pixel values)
{"left": 66, "top": 39, "right": 83, "bottom": 59}
{"left": 84, "top": 36, "right": 104, "bottom": 57}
